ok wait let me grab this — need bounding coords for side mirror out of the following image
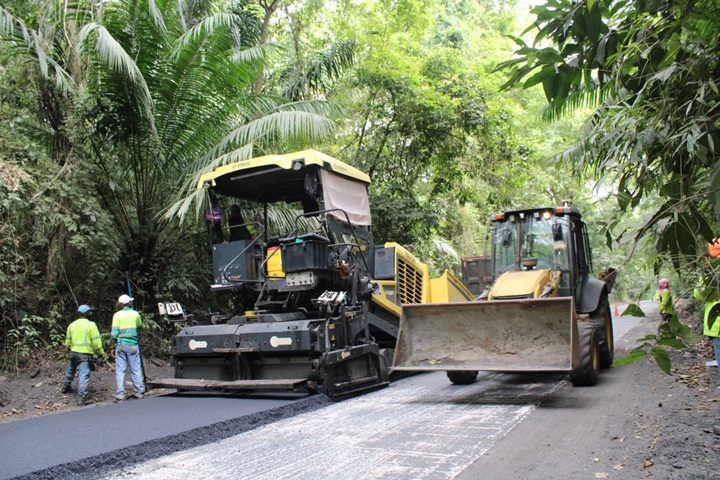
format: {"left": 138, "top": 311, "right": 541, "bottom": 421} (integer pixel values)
{"left": 552, "top": 223, "right": 564, "bottom": 242}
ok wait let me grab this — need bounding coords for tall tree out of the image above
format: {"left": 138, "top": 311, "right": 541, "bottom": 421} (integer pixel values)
{"left": 0, "top": 0, "right": 336, "bottom": 312}
{"left": 497, "top": 0, "right": 720, "bottom": 269}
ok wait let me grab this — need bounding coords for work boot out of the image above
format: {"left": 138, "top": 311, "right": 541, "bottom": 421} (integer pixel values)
{"left": 60, "top": 384, "right": 70, "bottom": 394}
{"left": 77, "top": 397, "right": 92, "bottom": 406}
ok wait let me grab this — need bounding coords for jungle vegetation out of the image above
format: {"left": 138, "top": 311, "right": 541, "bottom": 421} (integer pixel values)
{"left": 0, "top": 0, "right": 718, "bottom": 369}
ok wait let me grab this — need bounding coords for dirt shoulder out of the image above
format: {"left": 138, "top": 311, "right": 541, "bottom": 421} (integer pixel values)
{"left": 635, "top": 337, "right": 720, "bottom": 478}
{"left": 0, "top": 356, "right": 174, "bottom": 423}
{"left": 460, "top": 309, "right": 720, "bottom": 479}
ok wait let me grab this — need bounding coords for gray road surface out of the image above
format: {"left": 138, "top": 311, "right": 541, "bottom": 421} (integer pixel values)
{"left": 100, "top": 305, "right": 653, "bottom": 480}
{"left": 102, "top": 372, "right": 559, "bottom": 480}
{"left": 0, "top": 302, "right": 653, "bottom": 480}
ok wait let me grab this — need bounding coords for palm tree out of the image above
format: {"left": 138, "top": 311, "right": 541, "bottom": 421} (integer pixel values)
{"left": 1, "top": 0, "right": 337, "bottom": 305}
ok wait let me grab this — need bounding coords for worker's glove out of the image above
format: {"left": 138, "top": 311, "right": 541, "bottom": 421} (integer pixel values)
{"left": 95, "top": 355, "right": 104, "bottom": 367}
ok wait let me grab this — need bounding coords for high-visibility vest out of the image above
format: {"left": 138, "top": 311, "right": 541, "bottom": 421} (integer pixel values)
{"left": 66, "top": 318, "right": 104, "bottom": 355}
{"left": 111, "top": 308, "right": 142, "bottom": 345}
{"left": 657, "top": 289, "right": 674, "bottom": 314}
{"left": 694, "top": 287, "right": 720, "bottom": 338}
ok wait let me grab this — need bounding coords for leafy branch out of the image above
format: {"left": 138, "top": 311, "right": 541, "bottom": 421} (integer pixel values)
{"left": 613, "top": 303, "right": 700, "bottom": 374}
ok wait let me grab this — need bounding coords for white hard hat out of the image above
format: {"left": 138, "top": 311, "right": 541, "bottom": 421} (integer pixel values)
{"left": 118, "top": 294, "right": 134, "bottom": 304}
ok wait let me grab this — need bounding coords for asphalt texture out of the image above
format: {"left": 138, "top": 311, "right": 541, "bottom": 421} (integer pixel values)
{"left": 0, "top": 391, "right": 329, "bottom": 480}
{"left": 96, "top": 303, "right": 651, "bottom": 480}
{"left": 99, "top": 372, "right": 563, "bottom": 480}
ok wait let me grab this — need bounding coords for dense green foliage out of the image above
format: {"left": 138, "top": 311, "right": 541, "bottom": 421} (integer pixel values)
{"left": 1, "top": 0, "right": 715, "bottom": 371}
{"left": 498, "top": 0, "right": 720, "bottom": 272}
{"left": 496, "top": 0, "right": 720, "bottom": 369}
{"left": 0, "top": 0, "right": 338, "bottom": 367}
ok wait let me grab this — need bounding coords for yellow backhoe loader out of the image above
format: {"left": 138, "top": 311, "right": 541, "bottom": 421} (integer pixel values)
{"left": 392, "top": 204, "right": 617, "bottom": 386}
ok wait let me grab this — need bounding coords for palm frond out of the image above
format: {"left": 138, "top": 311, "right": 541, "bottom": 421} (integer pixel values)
{"left": 148, "top": 0, "right": 168, "bottom": 35}
{"left": 541, "top": 82, "right": 606, "bottom": 121}
{"left": 169, "top": 12, "right": 236, "bottom": 60}
{"left": 231, "top": 43, "right": 275, "bottom": 64}
{"left": 199, "top": 111, "right": 335, "bottom": 167}
{"left": 282, "top": 39, "right": 358, "bottom": 101}
{"left": 79, "top": 22, "right": 156, "bottom": 130}
{"left": 0, "top": 7, "right": 73, "bottom": 92}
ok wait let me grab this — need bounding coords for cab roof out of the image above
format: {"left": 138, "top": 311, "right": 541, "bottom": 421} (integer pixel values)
{"left": 196, "top": 149, "right": 370, "bottom": 203}
{"left": 490, "top": 206, "right": 582, "bottom": 222}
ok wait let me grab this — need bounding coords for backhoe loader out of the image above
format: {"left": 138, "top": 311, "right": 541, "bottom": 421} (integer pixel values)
{"left": 392, "top": 204, "right": 617, "bottom": 386}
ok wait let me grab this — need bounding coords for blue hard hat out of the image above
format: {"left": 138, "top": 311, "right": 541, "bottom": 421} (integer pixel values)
{"left": 78, "top": 304, "right": 92, "bottom": 314}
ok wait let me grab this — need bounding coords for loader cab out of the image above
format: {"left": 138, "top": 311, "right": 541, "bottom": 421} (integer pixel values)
{"left": 490, "top": 206, "right": 590, "bottom": 300}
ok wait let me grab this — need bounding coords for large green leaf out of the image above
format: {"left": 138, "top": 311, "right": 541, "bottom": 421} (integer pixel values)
{"left": 611, "top": 348, "right": 647, "bottom": 366}
{"left": 650, "top": 347, "right": 672, "bottom": 375}
{"left": 621, "top": 303, "right": 645, "bottom": 317}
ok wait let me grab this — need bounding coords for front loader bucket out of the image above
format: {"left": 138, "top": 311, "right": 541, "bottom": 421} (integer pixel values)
{"left": 392, "top": 297, "right": 578, "bottom": 373}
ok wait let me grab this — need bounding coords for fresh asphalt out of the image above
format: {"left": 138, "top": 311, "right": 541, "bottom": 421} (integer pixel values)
{"left": 0, "top": 390, "right": 325, "bottom": 479}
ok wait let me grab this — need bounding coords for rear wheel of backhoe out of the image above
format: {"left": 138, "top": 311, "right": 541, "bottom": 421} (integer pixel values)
{"left": 570, "top": 322, "right": 599, "bottom": 387}
{"left": 447, "top": 370, "right": 478, "bottom": 385}
{"left": 591, "top": 293, "right": 614, "bottom": 369}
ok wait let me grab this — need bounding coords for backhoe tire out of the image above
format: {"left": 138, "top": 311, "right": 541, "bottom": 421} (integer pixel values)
{"left": 447, "top": 370, "right": 478, "bottom": 385}
{"left": 570, "top": 323, "right": 599, "bottom": 387}
{"left": 590, "top": 293, "right": 614, "bottom": 369}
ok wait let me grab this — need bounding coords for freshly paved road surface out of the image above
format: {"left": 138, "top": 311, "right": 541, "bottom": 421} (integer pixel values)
{"left": 0, "top": 392, "right": 315, "bottom": 479}
{"left": 99, "top": 303, "right": 652, "bottom": 480}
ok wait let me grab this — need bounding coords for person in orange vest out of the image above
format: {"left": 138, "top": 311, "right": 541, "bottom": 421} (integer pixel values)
{"left": 111, "top": 294, "right": 145, "bottom": 401}
{"left": 61, "top": 304, "right": 106, "bottom": 406}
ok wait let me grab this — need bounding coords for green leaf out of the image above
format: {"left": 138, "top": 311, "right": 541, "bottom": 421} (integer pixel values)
{"left": 656, "top": 338, "right": 687, "bottom": 349}
{"left": 523, "top": 66, "right": 556, "bottom": 89}
{"left": 621, "top": 303, "right": 645, "bottom": 317}
{"left": 612, "top": 348, "right": 647, "bottom": 366}
{"left": 650, "top": 347, "right": 672, "bottom": 375}
{"left": 635, "top": 333, "right": 657, "bottom": 342}
{"left": 649, "top": 62, "right": 677, "bottom": 84}
{"left": 584, "top": 3, "right": 602, "bottom": 44}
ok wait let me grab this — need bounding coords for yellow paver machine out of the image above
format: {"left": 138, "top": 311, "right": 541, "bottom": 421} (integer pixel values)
{"left": 149, "top": 150, "right": 472, "bottom": 399}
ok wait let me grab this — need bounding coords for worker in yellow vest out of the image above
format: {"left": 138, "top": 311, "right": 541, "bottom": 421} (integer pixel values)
{"left": 695, "top": 239, "right": 720, "bottom": 371}
{"left": 111, "top": 294, "right": 145, "bottom": 401}
{"left": 657, "top": 278, "right": 675, "bottom": 323}
{"left": 61, "top": 304, "right": 105, "bottom": 406}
